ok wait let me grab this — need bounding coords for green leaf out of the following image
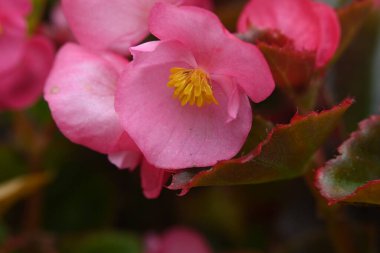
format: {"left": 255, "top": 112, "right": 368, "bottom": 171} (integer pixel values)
{"left": 333, "top": 5, "right": 380, "bottom": 132}
{"left": 316, "top": 115, "right": 380, "bottom": 205}
{"left": 169, "top": 99, "right": 353, "bottom": 194}
{"left": 62, "top": 232, "right": 142, "bottom": 253}
{"left": 335, "top": 0, "right": 375, "bottom": 57}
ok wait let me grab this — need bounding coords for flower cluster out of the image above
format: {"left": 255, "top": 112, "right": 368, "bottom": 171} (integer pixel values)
{"left": 43, "top": 0, "right": 340, "bottom": 198}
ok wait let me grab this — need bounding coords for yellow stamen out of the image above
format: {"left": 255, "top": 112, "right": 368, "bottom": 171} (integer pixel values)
{"left": 167, "top": 67, "right": 218, "bottom": 107}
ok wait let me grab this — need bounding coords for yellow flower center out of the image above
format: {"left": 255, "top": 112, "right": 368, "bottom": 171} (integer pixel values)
{"left": 167, "top": 67, "right": 218, "bottom": 107}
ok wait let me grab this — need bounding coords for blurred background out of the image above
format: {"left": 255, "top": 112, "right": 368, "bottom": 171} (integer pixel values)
{"left": 1, "top": 0, "right": 380, "bottom": 252}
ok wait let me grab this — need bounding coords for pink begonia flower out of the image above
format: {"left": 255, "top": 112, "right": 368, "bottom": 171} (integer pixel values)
{"left": 0, "top": 0, "right": 54, "bottom": 109}
{"left": 145, "top": 227, "right": 212, "bottom": 253}
{"left": 44, "top": 43, "right": 168, "bottom": 198}
{"left": 238, "top": 0, "right": 341, "bottom": 68}
{"left": 115, "top": 3, "right": 275, "bottom": 169}
{"left": 62, "top": 0, "right": 213, "bottom": 55}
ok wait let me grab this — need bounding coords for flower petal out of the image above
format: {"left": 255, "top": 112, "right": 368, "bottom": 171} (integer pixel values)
{"left": 149, "top": 3, "right": 226, "bottom": 65}
{"left": 62, "top": 0, "right": 153, "bottom": 54}
{"left": 312, "top": 2, "right": 341, "bottom": 67}
{"left": 0, "top": 35, "right": 54, "bottom": 109}
{"left": 44, "top": 43, "right": 128, "bottom": 153}
{"left": 140, "top": 159, "right": 169, "bottom": 199}
{"left": 149, "top": 3, "right": 274, "bottom": 103}
{"left": 108, "top": 151, "right": 142, "bottom": 170}
{"left": 130, "top": 40, "right": 197, "bottom": 68}
{"left": 108, "top": 132, "right": 142, "bottom": 170}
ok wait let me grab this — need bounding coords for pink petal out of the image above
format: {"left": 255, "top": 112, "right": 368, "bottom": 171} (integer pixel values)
{"left": 108, "top": 132, "right": 143, "bottom": 170}
{"left": 116, "top": 43, "right": 252, "bottom": 169}
{"left": 44, "top": 43, "right": 128, "bottom": 153}
{"left": 149, "top": 3, "right": 226, "bottom": 66}
{"left": 140, "top": 159, "right": 169, "bottom": 199}
{"left": 0, "top": 8, "right": 28, "bottom": 73}
{"left": 0, "top": 0, "right": 32, "bottom": 17}
{"left": 0, "top": 35, "right": 54, "bottom": 109}
{"left": 237, "top": 0, "right": 320, "bottom": 52}
{"left": 149, "top": 3, "right": 274, "bottom": 103}
{"left": 145, "top": 227, "right": 212, "bottom": 253}
{"left": 108, "top": 151, "right": 142, "bottom": 170}
{"left": 62, "top": 0, "right": 153, "bottom": 54}
{"left": 312, "top": 2, "right": 341, "bottom": 67}
{"left": 62, "top": 0, "right": 212, "bottom": 54}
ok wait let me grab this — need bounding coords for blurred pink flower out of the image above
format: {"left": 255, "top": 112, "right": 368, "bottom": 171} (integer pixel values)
{"left": 238, "top": 0, "right": 341, "bottom": 67}
{"left": 115, "top": 3, "right": 274, "bottom": 169}
{"left": 145, "top": 227, "right": 212, "bottom": 253}
{"left": 62, "top": 0, "right": 213, "bottom": 55}
{"left": 0, "top": 0, "right": 54, "bottom": 109}
{"left": 44, "top": 43, "right": 168, "bottom": 199}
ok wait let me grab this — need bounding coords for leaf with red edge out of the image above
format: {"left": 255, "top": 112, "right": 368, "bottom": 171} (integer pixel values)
{"left": 336, "top": 0, "right": 375, "bottom": 57}
{"left": 169, "top": 99, "right": 353, "bottom": 195}
{"left": 316, "top": 115, "right": 380, "bottom": 205}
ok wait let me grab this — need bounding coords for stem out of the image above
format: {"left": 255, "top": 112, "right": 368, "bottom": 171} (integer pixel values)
{"left": 11, "top": 112, "right": 54, "bottom": 234}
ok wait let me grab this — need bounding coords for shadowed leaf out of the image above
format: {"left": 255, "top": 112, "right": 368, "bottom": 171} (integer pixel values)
{"left": 336, "top": 0, "right": 375, "bottom": 57}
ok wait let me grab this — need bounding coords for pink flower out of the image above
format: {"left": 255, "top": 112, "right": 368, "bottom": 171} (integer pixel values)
{"left": 0, "top": 0, "right": 54, "bottom": 109}
{"left": 44, "top": 43, "right": 168, "bottom": 199}
{"left": 115, "top": 3, "right": 274, "bottom": 169}
{"left": 62, "top": 0, "right": 213, "bottom": 55}
{"left": 145, "top": 227, "right": 212, "bottom": 253}
{"left": 238, "top": 0, "right": 341, "bottom": 68}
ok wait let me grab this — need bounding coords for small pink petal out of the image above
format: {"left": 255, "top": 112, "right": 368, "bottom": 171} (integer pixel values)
{"left": 44, "top": 43, "right": 128, "bottom": 153}
{"left": 108, "top": 151, "right": 142, "bottom": 170}
{"left": 211, "top": 75, "right": 241, "bottom": 121}
{"left": 141, "top": 159, "right": 170, "bottom": 199}
{"left": 129, "top": 40, "right": 197, "bottom": 68}
{"left": 108, "top": 132, "right": 143, "bottom": 170}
